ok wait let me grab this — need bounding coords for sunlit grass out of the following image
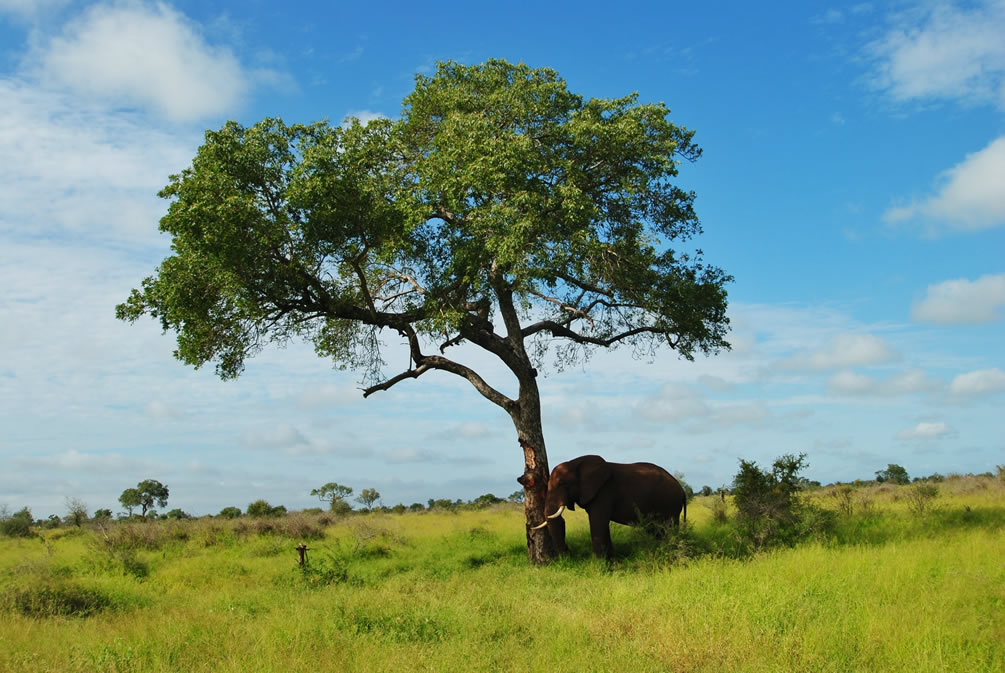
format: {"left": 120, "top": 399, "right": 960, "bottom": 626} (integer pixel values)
{"left": 2, "top": 477, "right": 1003, "bottom": 672}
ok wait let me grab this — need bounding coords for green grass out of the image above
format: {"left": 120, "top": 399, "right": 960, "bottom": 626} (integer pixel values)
{"left": 2, "top": 477, "right": 1003, "bottom": 672}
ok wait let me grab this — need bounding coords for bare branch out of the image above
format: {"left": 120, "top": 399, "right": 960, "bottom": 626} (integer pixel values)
{"left": 527, "top": 288, "right": 595, "bottom": 328}
{"left": 362, "top": 363, "right": 432, "bottom": 397}
{"left": 521, "top": 320, "right": 666, "bottom": 347}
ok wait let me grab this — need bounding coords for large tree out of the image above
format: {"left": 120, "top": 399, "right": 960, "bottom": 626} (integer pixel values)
{"left": 117, "top": 60, "right": 731, "bottom": 564}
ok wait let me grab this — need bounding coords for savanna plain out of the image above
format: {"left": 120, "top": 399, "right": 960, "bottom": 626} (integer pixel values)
{"left": 2, "top": 476, "right": 1003, "bottom": 673}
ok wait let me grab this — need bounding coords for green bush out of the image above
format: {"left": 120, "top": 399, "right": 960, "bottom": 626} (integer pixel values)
{"left": 1, "top": 507, "right": 35, "bottom": 538}
{"left": 3, "top": 583, "right": 113, "bottom": 618}
{"left": 731, "top": 453, "right": 831, "bottom": 548}
{"left": 247, "top": 500, "right": 286, "bottom": 517}
{"left": 906, "top": 483, "right": 939, "bottom": 515}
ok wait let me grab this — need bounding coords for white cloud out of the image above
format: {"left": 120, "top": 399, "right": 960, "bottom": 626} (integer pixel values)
{"left": 778, "top": 333, "right": 899, "bottom": 371}
{"left": 884, "top": 137, "right": 1005, "bottom": 232}
{"left": 242, "top": 424, "right": 309, "bottom": 450}
{"left": 828, "top": 368, "right": 939, "bottom": 396}
{"left": 32, "top": 2, "right": 270, "bottom": 122}
{"left": 342, "top": 109, "right": 389, "bottom": 126}
{"left": 0, "top": 78, "right": 196, "bottom": 239}
{"left": 16, "top": 449, "right": 159, "bottom": 472}
{"left": 949, "top": 368, "right": 1005, "bottom": 397}
{"left": 912, "top": 273, "right": 1005, "bottom": 324}
{"left": 145, "top": 400, "right": 184, "bottom": 420}
{"left": 867, "top": 1, "right": 1005, "bottom": 109}
{"left": 895, "top": 421, "right": 954, "bottom": 440}
{"left": 386, "top": 447, "right": 491, "bottom": 465}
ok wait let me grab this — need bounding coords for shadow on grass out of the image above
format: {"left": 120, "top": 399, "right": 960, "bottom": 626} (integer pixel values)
{"left": 548, "top": 503, "right": 1005, "bottom": 570}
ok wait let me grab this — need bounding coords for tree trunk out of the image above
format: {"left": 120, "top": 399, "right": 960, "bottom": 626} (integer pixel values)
{"left": 513, "top": 377, "right": 558, "bottom": 565}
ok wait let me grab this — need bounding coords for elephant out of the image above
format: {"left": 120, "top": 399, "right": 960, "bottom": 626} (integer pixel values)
{"left": 531, "top": 455, "right": 687, "bottom": 559}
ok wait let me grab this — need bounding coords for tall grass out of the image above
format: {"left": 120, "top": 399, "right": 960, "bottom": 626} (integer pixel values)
{"left": 2, "top": 476, "right": 1003, "bottom": 672}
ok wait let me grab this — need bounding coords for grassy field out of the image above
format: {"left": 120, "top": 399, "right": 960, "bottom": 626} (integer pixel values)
{"left": 2, "top": 476, "right": 1003, "bottom": 672}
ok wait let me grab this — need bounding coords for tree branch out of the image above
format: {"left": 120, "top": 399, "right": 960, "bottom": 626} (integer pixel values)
{"left": 521, "top": 320, "right": 667, "bottom": 347}
{"left": 526, "top": 288, "right": 595, "bottom": 328}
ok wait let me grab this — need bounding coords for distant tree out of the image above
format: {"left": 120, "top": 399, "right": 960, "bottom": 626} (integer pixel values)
{"left": 93, "top": 508, "right": 113, "bottom": 520}
{"left": 270, "top": 505, "right": 287, "bottom": 516}
{"left": 357, "top": 488, "right": 381, "bottom": 511}
{"left": 0, "top": 506, "right": 35, "bottom": 538}
{"left": 471, "top": 493, "right": 503, "bottom": 508}
{"left": 390, "top": 503, "right": 406, "bottom": 514}
{"left": 409, "top": 502, "right": 425, "bottom": 512}
{"left": 135, "top": 479, "right": 170, "bottom": 516}
{"left": 875, "top": 464, "right": 910, "bottom": 485}
{"left": 218, "top": 506, "right": 242, "bottom": 519}
{"left": 428, "top": 498, "right": 455, "bottom": 511}
{"left": 248, "top": 498, "right": 283, "bottom": 518}
{"left": 165, "top": 508, "right": 191, "bottom": 520}
{"left": 64, "top": 497, "right": 89, "bottom": 527}
{"left": 44, "top": 514, "right": 62, "bottom": 529}
{"left": 311, "top": 482, "right": 354, "bottom": 512}
{"left": 118, "top": 488, "right": 141, "bottom": 517}
{"left": 699, "top": 485, "right": 713, "bottom": 497}
{"left": 508, "top": 490, "right": 525, "bottom": 504}
{"left": 116, "top": 60, "right": 732, "bottom": 565}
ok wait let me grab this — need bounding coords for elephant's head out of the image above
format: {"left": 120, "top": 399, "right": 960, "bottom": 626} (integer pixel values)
{"left": 532, "top": 455, "right": 612, "bottom": 531}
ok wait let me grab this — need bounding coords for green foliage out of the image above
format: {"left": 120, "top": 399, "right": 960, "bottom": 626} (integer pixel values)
{"left": 118, "top": 488, "right": 141, "bottom": 516}
{"left": 731, "top": 453, "right": 831, "bottom": 548}
{"left": 0, "top": 507, "right": 34, "bottom": 538}
{"left": 64, "top": 497, "right": 88, "bottom": 527}
{"left": 357, "top": 488, "right": 381, "bottom": 511}
{"left": 507, "top": 490, "right": 525, "bottom": 504}
{"left": 165, "top": 508, "right": 191, "bottom": 520}
{"left": 876, "top": 463, "right": 911, "bottom": 485}
{"left": 3, "top": 583, "right": 113, "bottom": 618}
{"left": 471, "top": 493, "right": 504, "bottom": 508}
{"left": 311, "top": 482, "right": 354, "bottom": 512}
{"left": 217, "top": 506, "right": 242, "bottom": 519}
{"left": 246, "top": 500, "right": 285, "bottom": 518}
{"left": 906, "top": 483, "right": 940, "bottom": 515}
{"left": 93, "top": 508, "right": 112, "bottom": 520}
{"left": 116, "top": 58, "right": 730, "bottom": 420}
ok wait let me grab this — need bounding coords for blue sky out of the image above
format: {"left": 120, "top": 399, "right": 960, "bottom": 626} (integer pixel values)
{"left": 1, "top": 1, "right": 1003, "bottom": 517}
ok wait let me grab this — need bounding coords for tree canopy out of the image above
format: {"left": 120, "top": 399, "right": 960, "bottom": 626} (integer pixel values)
{"left": 117, "top": 59, "right": 732, "bottom": 563}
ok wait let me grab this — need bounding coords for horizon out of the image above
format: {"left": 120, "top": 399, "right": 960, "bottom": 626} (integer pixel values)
{"left": 2, "top": 1, "right": 1003, "bottom": 519}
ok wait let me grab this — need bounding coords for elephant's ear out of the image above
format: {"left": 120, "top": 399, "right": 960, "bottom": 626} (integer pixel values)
{"left": 578, "top": 457, "right": 613, "bottom": 506}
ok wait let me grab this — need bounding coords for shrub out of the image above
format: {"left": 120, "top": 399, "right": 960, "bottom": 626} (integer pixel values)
{"left": 3, "top": 583, "right": 113, "bottom": 618}
{"left": 218, "top": 506, "right": 242, "bottom": 519}
{"left": 731, "top": 453, "right": 830, "bottom": 548}
{"left": 247, "top": 500, "right": 286, "bottom": 517}
{"left": 906, "top": 483, "right": 939, "bottom": 515}
{"left": 1, "top": 507, "right": 35, "bottom": 538}
{"left": 706, "top": 497, "right": 729, "bottom": 524}
{"left": 831, "top": 485, "right": 855, "bottom": 516}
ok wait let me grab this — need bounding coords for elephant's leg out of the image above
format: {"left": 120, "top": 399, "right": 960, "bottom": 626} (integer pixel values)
{"left": 547, "top": 516, "right": 568, "bottom": 555}
{"left": 588, "top": 513, "right": 614, "bottom": 559}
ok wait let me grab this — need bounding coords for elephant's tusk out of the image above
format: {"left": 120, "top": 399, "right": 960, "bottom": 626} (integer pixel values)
{"left": 546, "top": 505, "right": 566, "bottom": 519}
{"left": 530, "top": 520, "right": 549, "bottom": 530}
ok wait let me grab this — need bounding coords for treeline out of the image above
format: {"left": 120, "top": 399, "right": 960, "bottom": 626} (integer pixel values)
{"left": 3, "top": 462, "right": 1003, "bottom": 540}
